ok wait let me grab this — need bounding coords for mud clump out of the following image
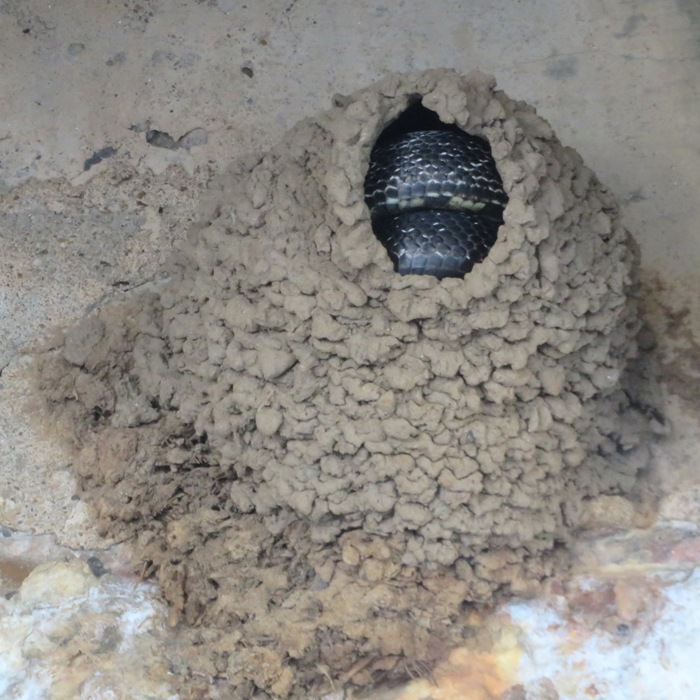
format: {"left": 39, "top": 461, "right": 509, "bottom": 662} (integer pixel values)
{"left": 35, "top": 69, "right": 650, "bottom": 697}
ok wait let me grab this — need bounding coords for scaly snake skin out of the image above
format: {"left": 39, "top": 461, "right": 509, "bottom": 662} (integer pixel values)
{"left": 365, "top": 129, "right": 507, "bottom": 279}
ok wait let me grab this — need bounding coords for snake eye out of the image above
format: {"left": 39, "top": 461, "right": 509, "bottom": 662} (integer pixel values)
{"left": 365, "top": 102, "right": 507, "bottom": 280}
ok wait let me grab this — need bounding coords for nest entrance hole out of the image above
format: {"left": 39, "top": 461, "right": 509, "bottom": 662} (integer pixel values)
{"left": 373, "top": 99, "right": 460, "bottom": 146}
{"left": 364, "top": 100, "right": 507, "bottom": 280}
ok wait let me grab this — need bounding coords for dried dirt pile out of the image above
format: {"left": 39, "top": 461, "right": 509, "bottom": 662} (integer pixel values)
{"left": 35, "top": 69, "right": 650, "bottom": 697}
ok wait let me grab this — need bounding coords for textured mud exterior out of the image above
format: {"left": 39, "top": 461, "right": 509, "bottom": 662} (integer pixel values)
{"left": 169, "top": 69, "right": 643, "bottom": 558}
{"left": 35, "top": 69, "right": 649, "bottom": 696}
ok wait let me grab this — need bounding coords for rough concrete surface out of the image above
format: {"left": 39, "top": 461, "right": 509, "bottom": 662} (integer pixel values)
{"left": 1, "top": 1, "right": 700, "bottom": 699}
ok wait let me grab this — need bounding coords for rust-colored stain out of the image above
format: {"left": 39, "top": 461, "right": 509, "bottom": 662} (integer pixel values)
{"left": 391, "top": 633, "right": 521, "bottom": 700}
{"left": 0, "top": 558, "right": 33, "bottom": 590}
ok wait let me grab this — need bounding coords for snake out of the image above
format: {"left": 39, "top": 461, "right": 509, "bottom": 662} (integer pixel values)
{"left": 364, "top": 127, "right": 508, "bottom": 279}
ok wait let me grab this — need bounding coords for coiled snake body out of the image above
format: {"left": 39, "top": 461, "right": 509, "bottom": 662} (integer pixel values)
{"left": 365, "top": 128, "right": 507, "bottom": 279}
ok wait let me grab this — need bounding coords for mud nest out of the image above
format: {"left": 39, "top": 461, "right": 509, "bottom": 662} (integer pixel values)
{"left": 37, "top": 69, "right": 650, "bottom": 698}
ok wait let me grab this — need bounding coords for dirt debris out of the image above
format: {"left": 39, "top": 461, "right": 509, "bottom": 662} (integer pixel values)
{"left": 32, "top": 69, "right": 652, "bottom": 698}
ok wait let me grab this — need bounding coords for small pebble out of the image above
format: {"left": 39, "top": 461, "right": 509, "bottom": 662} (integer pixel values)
{"left": 87, "top": 556, "right": 108, "bottom": 578}
{"left": 146, "top": 130, "right": 179, "bottom": 150}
